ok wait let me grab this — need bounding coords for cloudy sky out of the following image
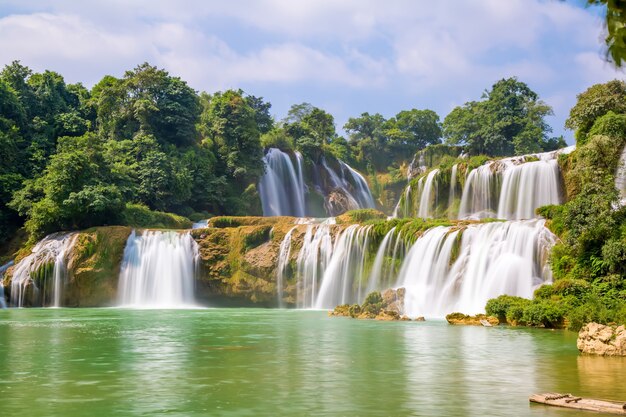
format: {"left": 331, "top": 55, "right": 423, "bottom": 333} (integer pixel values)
{"left": 0, "top": 0, "right": 622, "bottom": 142}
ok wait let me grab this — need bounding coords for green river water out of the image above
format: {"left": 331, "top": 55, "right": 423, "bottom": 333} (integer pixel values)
{"left": 1, "top": 308, "right": 625, "bottom": 417}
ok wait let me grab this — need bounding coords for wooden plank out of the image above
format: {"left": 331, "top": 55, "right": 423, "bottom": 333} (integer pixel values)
{"left": 530, "top": 393, "right": 626, "bottom": 415}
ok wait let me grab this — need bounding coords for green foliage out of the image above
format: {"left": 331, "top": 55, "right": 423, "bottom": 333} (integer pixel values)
{"left": 443, "top": 78, "right": 554, "bottom": 156}
{"left": 521, "top": 300, "right": 565, "bottom": 328}
{"left": 338, "top": 209, "right": 386, "bottom": 223}
{"left": 565, "top": 80, "right": 626, "bottom": 144}
{"left": 485, "top": 295, "right": 531, "bottom": 323}
{"left": 120, "top": 203, "right": 191, "bottom": 229}
{"left": 361, "top": 291, "right": 384, "bottom": 315}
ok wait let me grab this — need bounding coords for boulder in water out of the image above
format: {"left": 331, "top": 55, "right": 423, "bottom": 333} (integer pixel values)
{"left": 446, "top": 312, "right": 499, "bottom": 326}
{"left": 330, "top": 288, "right": 411, "bottom": 321}
{"left": 577, "top": 322, "right": 626, "bottom": 356}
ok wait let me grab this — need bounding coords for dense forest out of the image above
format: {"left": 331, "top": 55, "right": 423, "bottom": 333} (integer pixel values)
{"left": 0, "top": 61, "right": 567, "bottom": 244}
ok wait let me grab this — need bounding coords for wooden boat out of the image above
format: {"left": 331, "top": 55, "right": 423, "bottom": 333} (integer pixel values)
{"left": 530, "top": 393, "right": 626, "bottom": 415}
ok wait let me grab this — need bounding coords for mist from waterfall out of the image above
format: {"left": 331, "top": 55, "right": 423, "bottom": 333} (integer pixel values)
{"left": 9, "top": 233, "right": 77, "bottom": 308}
{"left": 118, "top": 230, "right": 199, "bottom": 308}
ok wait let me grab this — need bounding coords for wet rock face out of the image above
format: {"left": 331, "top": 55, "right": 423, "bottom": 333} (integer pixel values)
{"left": 324, "top": 189, "right": 360, "bottom": 217}
{"left": 381, "top": 287, "right": 405, "bottom": 315}
{"left": 577, "top": 322, "right": 626, "bottom": 356}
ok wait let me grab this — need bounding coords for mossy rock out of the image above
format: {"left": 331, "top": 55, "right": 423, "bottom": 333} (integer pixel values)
{"left": 445, "top": 312, "right": 499, "bottom": 326}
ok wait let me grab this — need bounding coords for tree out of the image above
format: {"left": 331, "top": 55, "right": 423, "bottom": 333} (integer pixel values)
{"left": 344, "top": 112, "right": 389, "bottom": 168}
{"left": 565, "top": 80, "right": 626, "bottom": 144}
{"left": 96, "top": 63, "right": 201, "bottom": 147}
{"left": 588, "top": 0, "right": 626, "bottom": 66}
{"left": 443, "top": 78, "right": 554, "bottom": 156}
{"left": 202, "top": 89, "right": 264, "bottom": 184}
{"left": 386, "top": 109, "right": 442, "bottom": 157}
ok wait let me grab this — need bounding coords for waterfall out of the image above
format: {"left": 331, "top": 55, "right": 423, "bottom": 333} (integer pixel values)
{"left": 418, "top": 169, "right": 440, "bottom": 218}
{"left": 117, "top": 230, "right": 199, "bottom": 308}
{"left": 276, "top": 226, "right": 297, "bottom": 307}
{"left": 314, "top": 225, "right": 372, "bottom": 309}
{"left": 366, "top": 227, "right": 407, "bottom": 293}
{"left": 497, "top": 159, "right": 561, "bottom": 220}
{"left": 458, "top": 163, "right": 501, "bottom": 219}
{"left": 296, "top": 220, "right": 334, "bottom": 308}
{"left": 259, "top": 148, "right": 374, "bottom": 217}
{"left": 259, "top": 148, "right": 306, "bottom": 217}
{"left": 192, "top": 219, "right": 209, "bottom": 229}
{"left": 616, "top": 144, "right": 626, "bottom": 205}
{"left": 339, "top": 161, "right": 376, "bottom": 208}
{"left": 9, "top": 233, "right": 77, "bottom": 307}
{"left": 0, "top": 261, "right": 12, "bottom": 309}
{"left": 395, "top": 220, "right": 555, "bottom": 317}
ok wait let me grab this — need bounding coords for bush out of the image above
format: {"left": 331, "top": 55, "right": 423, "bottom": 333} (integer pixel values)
{"left": 361, "top": 291, "right": 384, "bottom": 315}
{"left": 121, "top": 203, "right": 191, "bottom": 229}
{"left": 485, "top": 295, "right": 530, "bottom": 323}
{"left": 521, "top": 301, "right": 565, "bottom": 328}
{"left": 552, "top": 279, "right": 591, "bottom": 298}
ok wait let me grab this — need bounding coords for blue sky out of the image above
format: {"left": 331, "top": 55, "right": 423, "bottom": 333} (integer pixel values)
{"left": 0, "top": 0, "right": 622, "bottom": 142}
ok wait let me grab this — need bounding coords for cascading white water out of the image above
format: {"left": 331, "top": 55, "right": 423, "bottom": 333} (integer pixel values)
{"left": 417, "top": 169, "right": 439, "bottom": 218}
{"left": 395, "top": 220, "right": 555, "bottom": 317}
{"left": 458, "top": 163, "right": 500, "bottom": 219}
{"left": 276, "top": 226, "right": 297, "bottom": 307}
{"left": 339, "top": 161, "right": 376, "bottom": 208}
{"left": 192, "top": 219, "right": 209, "bottom": 229}
{"left": 295, "top": 219, "right": 334, "bottom": 308}
{"left": 259, "top": 148, "right": 307, "bottom": 217}
{"left": 497, "top": 159, "right": 561, "bottom": 220}
{"left": 366, "top": 227, "right": 407, "bottom": 293}
{"left": 9, "top": 233, "right": 77, "bottom": 307}
{"left": 0, "top": 261, "right": 13, "bottom": 309}
{"left": 117, "top": 230, "right": 199, "bottom": 308}
{"left": 456, "top": 146, "right": 573, "bottom": 220}
{"left": 616, "top": 144, "right": 626, "bottom": 205}
{"left": 314, "top": 225, "right": 372, "bottom": 309}
{"left": 259, "top": 148, "right": 375, "bottom": 217}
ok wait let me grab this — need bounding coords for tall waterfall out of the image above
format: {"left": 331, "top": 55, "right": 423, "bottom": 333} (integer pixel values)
{"left": 118, "top": 230, "right": 199, "bottom": 308}
{"left": 259, "top": 148, "right": 307, "bottom": 217}
{"left": 0, "top": 261, "right": 13, "bottom": 309}
{"left": 9, "top": 233, "right": 77, "bottom": 307}
{"left": 278, "top": 218, "right": 555, "bottom": 317}
{"left": 259, "top": 148, "right": 375, "bottom": 217}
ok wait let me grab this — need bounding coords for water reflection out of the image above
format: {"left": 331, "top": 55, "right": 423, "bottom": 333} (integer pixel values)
{"left": 1, "top": 309, "right": 626, "bottom": 417}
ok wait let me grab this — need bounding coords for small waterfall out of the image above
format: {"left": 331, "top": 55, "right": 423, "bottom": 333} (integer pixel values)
{"left": 616, "top": 144, "right": 626, "bottom": 205}
{"left": 259, "top": 148, "right": 306, "bottom": 217}
{"left": 458, "top": 163, "right": 501, "bottom": 219}
{"left": 0, "top": 261, "right": 13, "bottom": 309}
{"left": 192, "top": 219, "right": 209, "bottom": 229}
{"left": 276, "top": 226, "right": 297, "bottom": 307}
{"left": 9, "top": 233, "right": 77, "bottom": 307}
{"left": 395, "top": 220, "right": 555, "bottom": 317}
{"left": 314, "top": 225, "right": 372, "bottom": 308}
{"left": 366, "top": 227, "right": 407, "bottom": 293}
{"left": 339, "top": 161, "right": 376, "bottom": 208}
{"left": 118, "top": 230, "right": 199, "bottom": 308}
{"left": 418, "top": 169, "right": 439, "bottom": 218}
